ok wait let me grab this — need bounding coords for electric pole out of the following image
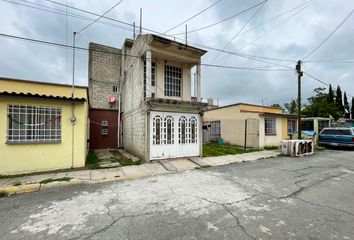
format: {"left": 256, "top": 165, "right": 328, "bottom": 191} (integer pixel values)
{"left": 296, "top": 60, "right": 303, "bottom": 139}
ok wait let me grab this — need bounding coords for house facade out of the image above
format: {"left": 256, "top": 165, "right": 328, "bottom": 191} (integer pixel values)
{"left": 203, "top": 103, "right": 297, "bottom": 148}
{"left": 0, "top": 77, "right": 88, "bottom": 175}
{"left": 121, "top": 35, "right": 207, "bottom": 161}
{"left": 89, "top": 34, "right": 207, "bottom": 161}
{"left": 88, "top": 42, "right": 122, "bottom": 149}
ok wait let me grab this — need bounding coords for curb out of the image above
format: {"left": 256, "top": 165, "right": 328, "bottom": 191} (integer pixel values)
{"left": 0, "top": 151, "right": 281, "bottom": 197}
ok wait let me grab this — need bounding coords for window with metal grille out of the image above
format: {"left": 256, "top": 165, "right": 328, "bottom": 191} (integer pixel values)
{"left": 164, "top": 65, "right": 182, "bottom": 97}
{"left": 164, "top": 115, "right": 174, "bottom": 144}
{"left": 152, "top": 115, "right": 162, "bottom": 145}
{"left": 190, "top": 117, "right": 198, "bottom": 143}
{"left": 112, "top": 85, "right": 118, "bottom": 93}
{"left": 178, "top": 116, "right": 188, "bottom": 144}
{"left": 7, "top": 105, "right": 62, "bottom": 143}
{"left": 287, "top": 119, "right": 297, "bottom": 134}
{"left": 144, "top": 61, "right": 156, "bottom": 98}
{"left": 209, "top": 121, "right": 220, "bottom": 141}
{"left": 265, "top": 117, "right": 276, "bottom": 135}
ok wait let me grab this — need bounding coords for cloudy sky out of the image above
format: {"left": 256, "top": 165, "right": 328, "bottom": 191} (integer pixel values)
{"left": 0, "top": 0, "right": 353, "bottom": 107}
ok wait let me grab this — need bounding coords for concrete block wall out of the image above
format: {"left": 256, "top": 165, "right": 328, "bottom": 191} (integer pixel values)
{"left": 122, "top": 35, "right": 152, "bottom": 161}
{"left": 88, "top": 42, "right": 122, "bottom": 109}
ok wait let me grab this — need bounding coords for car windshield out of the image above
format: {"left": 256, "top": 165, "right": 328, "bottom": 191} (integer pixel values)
{"left": 321, "top": 129, "right": 352, "bottom": 135}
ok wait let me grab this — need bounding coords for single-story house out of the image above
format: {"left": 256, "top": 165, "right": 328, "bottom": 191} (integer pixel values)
{"left": 203, "top": 103, "right": 297, "bottom": 148}
{"left": 0, "top": 77, "right": 88, "bottom": 175}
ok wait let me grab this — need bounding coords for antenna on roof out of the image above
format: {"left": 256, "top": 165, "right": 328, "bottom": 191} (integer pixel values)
{"left": 185, "top": 24, "right": 187, "bottom": 45}
{"left": 133, "top": 22, "right": 136, "bottom": 39}
{"left": 139, "top": 8, "right": 142, "bottom": 35}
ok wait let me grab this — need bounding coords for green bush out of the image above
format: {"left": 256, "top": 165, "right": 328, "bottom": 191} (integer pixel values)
{"left": 0, "top": 191, "right": 9, "bottom": 198}
{"left": 86, "top": 150, "right": 100, "bottom": 169}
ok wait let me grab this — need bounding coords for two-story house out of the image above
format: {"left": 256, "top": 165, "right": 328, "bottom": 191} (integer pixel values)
{"left": 121, "top": 34, "right": 207, "bottom": 161}
{"left": 89, "top": 34, "right": 207, "bottom": 161}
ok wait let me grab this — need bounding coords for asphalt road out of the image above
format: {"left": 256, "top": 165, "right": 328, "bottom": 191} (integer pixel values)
{"left": 1, "top": 150, "right": 353, "bottom": 240}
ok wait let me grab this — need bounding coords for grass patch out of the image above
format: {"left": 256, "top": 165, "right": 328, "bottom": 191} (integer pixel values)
{"left": 263, "top": 145, "right": 279, "bottom": 150}
{"left": 86, "top": 150, "right": 100, "bottom": 169}
{"left": 0, "top": 191, "right": 9, "bottom": 198}
{"left": 203, "top": 144, "right": 255, "bottom": 157}
{"left": 0, "top": 173, "right": 27, "bottom": 179}
{"left": 39, "top": 177, "right": 72, "bottom": 184}
{"left": 195, "top": 165, "right": 212, "bottom": 169}
{"left": 315, "top": 146, "right": 326, "bottom": 152}
{"left": 12, "top": 181, "right": 21, "bottom": 186}
{"left": 118, "top": 158, "right": 142, "bottom": 166}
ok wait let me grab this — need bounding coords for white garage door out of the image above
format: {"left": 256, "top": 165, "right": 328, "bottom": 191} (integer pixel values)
{"left": 150, "top": 111, "right": 199, "bottom": 160}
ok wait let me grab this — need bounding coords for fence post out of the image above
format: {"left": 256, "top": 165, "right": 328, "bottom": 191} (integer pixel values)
{"left": 244, "top": 119, "right": 248, "bottom": 150}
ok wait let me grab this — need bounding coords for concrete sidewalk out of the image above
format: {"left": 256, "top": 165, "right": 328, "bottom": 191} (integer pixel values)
{"left": 0, "top": 150, "right": 280, "bottom": 196}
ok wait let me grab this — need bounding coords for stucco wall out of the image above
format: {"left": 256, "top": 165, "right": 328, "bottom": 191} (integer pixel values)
{"left": 219, "top": 119, "right": 259, "bottom": 148}
{"left": 0, "top": 98, "right": 88, "bottom": 175}
{"left": 259, "top": 116, "right": 283, "bottom": 148}
{"left": 155, "top": 61, "right": 192, "bottom": 101}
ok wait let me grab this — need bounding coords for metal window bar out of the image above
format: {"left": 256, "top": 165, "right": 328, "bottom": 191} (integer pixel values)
{"left": 7, "top": 105, "right": 62, "bottom": 143}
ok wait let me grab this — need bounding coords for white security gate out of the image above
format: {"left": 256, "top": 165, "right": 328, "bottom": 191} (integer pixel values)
{"left": 150, "top": 111, "right": 199, "bottom": 160}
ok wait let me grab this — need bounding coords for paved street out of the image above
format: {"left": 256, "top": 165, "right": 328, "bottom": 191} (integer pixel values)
{"left": 1, "top": 150, "right": 353, "bottom": 240}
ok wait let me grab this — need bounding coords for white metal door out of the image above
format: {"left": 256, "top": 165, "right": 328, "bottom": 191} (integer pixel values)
{"left": 150, "top": 111, "right": 199, "bottom": 160}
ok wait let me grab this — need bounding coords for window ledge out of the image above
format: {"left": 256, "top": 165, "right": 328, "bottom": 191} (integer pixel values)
{"left": 6, "top": 140, "right": 62, "bottom": 145}
{"left": 265, "top": 133, "right": 277, "bottom": 136}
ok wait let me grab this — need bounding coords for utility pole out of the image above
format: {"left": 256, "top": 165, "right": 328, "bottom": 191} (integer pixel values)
{"left": 296, "top": 60, "right": 303, "bottom": 139}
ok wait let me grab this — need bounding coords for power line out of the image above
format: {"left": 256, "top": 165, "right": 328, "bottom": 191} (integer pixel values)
{"left": 170, "top": 0, "right": 268, "bottom": 35}
{"left": 303, "top": 9, "right": 354, "bottom": 60}
{"left": 40, "top": 0, "right": 166, "bottom": 36}
{"left": 201, "top": 63, "right": 292, "bottom": 71}
{"left": 237, "top": 0, "right": 314, "bottom": 37}
{"left": 238, "top": 0, "right": 315, "bottom": 50}
{"left": 303, "top": 72, "right": 329, "bottom": 86}
{"left": 77, "top": 0, "right": 124, "bottom": 34}
{"left": 1, "top": 0, "right": 133, "bottom": 32}
{"left": 304, "top": 58, "right": 354, "bottom": 63}
{"left": 164, "top": 0, "right": 222, "bottom": 34}
{"left": 5, "top": 0, "right": 297, "bottom": 66}
{"left": 0, "top": 32, "right": 295, "bottom": 72}
{"left": 210, "top": 2, "right": 266, "bottom": 63}
{"left": 38, "top": 0, "right": 295, "bottom": 65}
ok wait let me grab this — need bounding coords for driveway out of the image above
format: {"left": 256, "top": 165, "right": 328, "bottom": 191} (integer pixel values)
{"left": 0, "top": 150, "right": 353, "bottom": 240}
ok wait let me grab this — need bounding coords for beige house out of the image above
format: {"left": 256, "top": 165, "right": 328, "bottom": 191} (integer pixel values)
{"left": 203, "top": 103, "right": 297, "bottom": 148}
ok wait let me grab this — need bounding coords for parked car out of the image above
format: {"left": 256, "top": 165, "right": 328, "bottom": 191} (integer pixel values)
{"left": 318, "top": 127, "right": 354, "bottom": 147}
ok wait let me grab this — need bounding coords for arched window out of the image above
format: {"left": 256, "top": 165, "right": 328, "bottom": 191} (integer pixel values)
{"left": 178, "top": 116, "right": 187, "bottom": 144}
{"left": 190, "top": 117, "right": 198, "bottom": 143}
{"left": 153, "top": 115, "right": 162, "bottom": 145}
{"left": 164, "top": 115, "right": 174, "bottom": 144}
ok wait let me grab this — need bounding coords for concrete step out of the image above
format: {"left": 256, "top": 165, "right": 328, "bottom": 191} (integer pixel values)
{"left": 188, "top": 157, "right": 211, "bottom": 167}
{"left": 158, "top": 159, "right": 177, "bottom": 171}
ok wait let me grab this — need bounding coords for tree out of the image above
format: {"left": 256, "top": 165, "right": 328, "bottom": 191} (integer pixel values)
{"left": 351, "top": 97, "right": 354, "bottom": 119}
{"left": 335, "top": 85, "right": 344, "bottom": 116}
{"left": 284, "top": 99, "right": 297, "bottom": 114}
{"left": 327, "top": 84, "right": 334, "bottom": 104}
{"left": 343, "top": 92, "right": 350, "bottom": 118}
{"left": 302, "top": 87, "right": 339, "bottom": 119}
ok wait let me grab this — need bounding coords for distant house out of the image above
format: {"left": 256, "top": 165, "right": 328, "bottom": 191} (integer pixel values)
{"left": 0, "top": 77, "right": 88, "bottom": 175}
{"left": 203, "top": 103, "right": 297, "bottom": 148}
{"left": 89, "top": 34, "right": 207, "bottom": 161}
{"left": 301, "top": 117, "right": 331, "bottom": 142}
